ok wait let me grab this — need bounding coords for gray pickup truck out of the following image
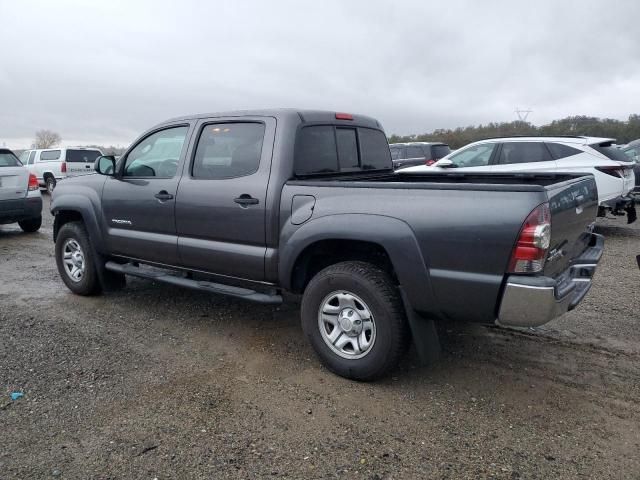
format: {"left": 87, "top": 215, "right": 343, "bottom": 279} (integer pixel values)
{"left": 51, "top": 109, "right": 604, "bottom": 380}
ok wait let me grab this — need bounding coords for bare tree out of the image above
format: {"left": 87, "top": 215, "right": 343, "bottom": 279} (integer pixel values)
{"left": 34, "top": 130, "right": 61, "bottom": 149}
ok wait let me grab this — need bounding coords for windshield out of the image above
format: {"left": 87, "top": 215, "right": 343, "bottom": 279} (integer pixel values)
{"left": 446, "top": 143, "right": 497, "bottom": 167}
{"left": 0, "top": 150, "right": 22, "bottom": 167}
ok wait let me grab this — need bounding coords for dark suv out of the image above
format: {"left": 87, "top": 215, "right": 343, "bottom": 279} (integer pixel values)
{"left": 389, "top": 142, "right": 451, "bottom": 169}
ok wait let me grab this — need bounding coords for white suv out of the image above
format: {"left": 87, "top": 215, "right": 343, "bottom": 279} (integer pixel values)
{"left": 403, "top": 136, "right": 636, "bottom": 222}
{"left": 19, "top": 147, "right": 103, "bottom": 193}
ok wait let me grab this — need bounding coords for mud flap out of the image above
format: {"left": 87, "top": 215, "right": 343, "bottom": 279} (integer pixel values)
{"left": 93, "top": 250, "right": 126, "bottom": 292}
{"left": 626, "top": 203, "right": 637, "bottom": 224}
{"left": 399, "top": 288, "right": 440, "bottom": 366}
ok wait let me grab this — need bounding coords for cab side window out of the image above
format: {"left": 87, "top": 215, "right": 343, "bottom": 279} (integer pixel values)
{"left": 192, "top": 123, "right": 265, "bottom": 179}
{"left": 124, "top": 126, "right": 188, "bottom": 178}
{"left": 406, "top": 146, "right": 424, "bottom": 159}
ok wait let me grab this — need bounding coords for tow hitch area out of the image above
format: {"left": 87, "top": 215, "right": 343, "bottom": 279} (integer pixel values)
{"left": 609, "top": 197, "right": 637, "bottom": 224}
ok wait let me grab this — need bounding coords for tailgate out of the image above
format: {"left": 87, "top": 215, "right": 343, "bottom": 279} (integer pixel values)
{"left": 0, "top": 166, "right": 28, "bottom": 201}
{"left": 544, "top": 174, "right": 599, "bottom": 277}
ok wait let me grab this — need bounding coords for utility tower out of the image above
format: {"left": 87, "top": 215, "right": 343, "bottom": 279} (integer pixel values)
{"left": 515, "top": 108, "right": 533, "bottom": 122}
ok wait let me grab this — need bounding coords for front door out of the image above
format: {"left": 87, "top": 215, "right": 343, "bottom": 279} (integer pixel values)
{"left": 101, "top": 124, "right": 192, "bottom": 265}
{"left": 176, "top": 117, "right": 275, "bottom": 281}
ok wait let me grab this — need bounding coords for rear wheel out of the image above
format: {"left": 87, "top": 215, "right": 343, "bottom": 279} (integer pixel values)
{"left": 55, "top": 222, "right": 101, "bottom": 295}
{"left": 301, "top": 261, "right": 409, "bottom": 381}
{"left": 45, "top": 176, "right": 56, "bottom": 194}
{"left": 18, "top": 215, "right": 42, "bottom": 233}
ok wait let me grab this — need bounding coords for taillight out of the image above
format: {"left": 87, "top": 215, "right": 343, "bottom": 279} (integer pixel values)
{"left": 61, "top": 162, "right": 67, "bottom": 173}
{"left": 28, "top": 173, "right": 39, "bottom": 191}
{"left": 335, "top": 112, "right": 353, "bottom": 120}
{"left": 425, "top": 159, "right": 436, "bottom": 166}
{"left": 508, "top": 203, "right": 551, "bottom": 274}
{"left": 595, "top": 166, "right": 624, "bottom": 178}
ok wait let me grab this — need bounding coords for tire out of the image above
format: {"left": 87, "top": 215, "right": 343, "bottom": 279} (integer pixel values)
{"left": 55, "top": 221, "right": 101, "bottom": 295}
{"left": 45, "top": 176, "right": 56, "bottom": 194}
{"left": 301, "top": 261, "right": 409, "bottom": 381}
{"left": 18, "top": 215, "right": 42, "bottom": 233}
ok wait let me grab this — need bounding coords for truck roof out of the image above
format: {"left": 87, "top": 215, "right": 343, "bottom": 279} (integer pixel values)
{"left": 157, "top": 109, "right": 383, "bottom": 130}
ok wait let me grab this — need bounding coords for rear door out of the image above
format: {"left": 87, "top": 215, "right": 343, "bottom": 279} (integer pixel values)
{"left": 176, "top": 117, "right": 275, "bottom": 281}
{"left": 491, "top": 141, "right": 557, "bottom": 172}
{"left": 65, "top": 149, "right": 102, "bottom": 177}
{"left": 101, "top": 124, "right": 192, "bottom": 265}
{"left": 0, "top": 150, "right": 28, "bottom": 202}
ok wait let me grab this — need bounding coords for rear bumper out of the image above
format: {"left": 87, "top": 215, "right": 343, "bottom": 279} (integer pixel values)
{"left": 497, "top": 233, "right": 604, "bottom": 328}
{"left": 0, "top": 196, "right": 42, "bottom": 222}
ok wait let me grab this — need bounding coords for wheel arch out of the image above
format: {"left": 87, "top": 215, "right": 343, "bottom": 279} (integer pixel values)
{"left": 280, "top": 214, "right": 437, "bottom": 314}
{"left": 52, "top": 194, "right": 105, "bottom": 253}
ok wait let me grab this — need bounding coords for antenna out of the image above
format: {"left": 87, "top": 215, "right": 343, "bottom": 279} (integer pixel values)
{"left": 515, "top": 107, "right": 532, "bottom": 122}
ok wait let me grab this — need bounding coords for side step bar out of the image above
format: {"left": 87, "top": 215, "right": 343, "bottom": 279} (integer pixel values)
{"left": 104, "top": 261, "right": 283, "bottom": 305}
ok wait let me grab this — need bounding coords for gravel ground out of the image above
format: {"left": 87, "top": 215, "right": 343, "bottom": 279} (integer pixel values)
{"left": 1, "top": 195, "right": 639, "bottom": 479}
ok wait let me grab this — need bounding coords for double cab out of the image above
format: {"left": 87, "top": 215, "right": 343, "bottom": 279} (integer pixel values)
{"left": 51, "top": 110, "right": 604, "bottom": 380}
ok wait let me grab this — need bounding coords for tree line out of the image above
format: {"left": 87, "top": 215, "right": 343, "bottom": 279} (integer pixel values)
{"left": 388, "top": 114, "right": 640, "bottom": 149}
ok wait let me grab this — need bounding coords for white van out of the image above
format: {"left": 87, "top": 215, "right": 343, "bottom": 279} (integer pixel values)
{"left": 19, "top": 147, "right": 103, "bottom": 193}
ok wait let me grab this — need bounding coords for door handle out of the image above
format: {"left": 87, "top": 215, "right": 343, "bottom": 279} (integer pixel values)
{"left": 234, "top": 194, "right": 259, "bottom": 207}
{"left": 154, "top": 190, "right": 174, "bottom": 201}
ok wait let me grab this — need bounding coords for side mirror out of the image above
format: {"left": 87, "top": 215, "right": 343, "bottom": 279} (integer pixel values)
{"left": 435, "top": 159, "right": 455, "bottom": 168}
{"left": 95, "top": 155, "right": 116, "bottom": 176}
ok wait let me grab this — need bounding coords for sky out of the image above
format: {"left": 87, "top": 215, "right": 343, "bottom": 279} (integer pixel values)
{"left": 1, "top": 0, "right": 639, "bottom": 149}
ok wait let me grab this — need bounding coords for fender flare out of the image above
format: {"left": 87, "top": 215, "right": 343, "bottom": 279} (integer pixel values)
{"left": 51, "top": 191, "right": 106, "bottom": 253}
{"left": 279, "top": 213, "right": 438, "bottom": 315}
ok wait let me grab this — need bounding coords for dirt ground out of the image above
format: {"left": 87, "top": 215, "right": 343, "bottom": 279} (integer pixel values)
{"left": 1, "top": 194, "right": 639, "bottom": 479}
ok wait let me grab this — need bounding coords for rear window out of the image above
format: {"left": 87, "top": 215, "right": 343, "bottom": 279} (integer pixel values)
{"left": 0, "top": 151, "right": 21, "bottom": 167}
{"left": 295, "top": 126, "right": 392, "bottom": 175}
{"left": 358, "top": 128, "right": 392, "bottom": 170}
{"left": 40, "top": 150, "right": 61, "bottom": 161}
{"left": 66, "top": 149, "right": 101, "bottom": 163}
{"left": 432, "top": 144, "right": 451, "bottom": 159}
{"left": 591, "top": 143, "right": 632, "bottom": 162}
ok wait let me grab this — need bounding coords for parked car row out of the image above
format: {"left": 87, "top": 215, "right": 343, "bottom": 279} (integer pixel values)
{"left": 19, "top": 147, "right": 103, "bottom": 193}
{"left": 389, "top": 142, "right": 451, "bottom": 169}
{"left": 402, "top": 136, "right": 637, "bottom": 223}
{"left": 48, "top": 110, "right": 605, "bottom": 381}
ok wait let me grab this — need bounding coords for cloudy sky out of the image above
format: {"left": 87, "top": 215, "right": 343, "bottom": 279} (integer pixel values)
{"left": 1, "top": 0, "right": 639, "bottom": 149}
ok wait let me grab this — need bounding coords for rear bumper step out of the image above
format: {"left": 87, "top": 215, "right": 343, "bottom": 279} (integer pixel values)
{"left": 497, "top": 233, "right": 604, "bottom": 328}
{"left": 104, "top": 261, "right": 283, "bottom": 305}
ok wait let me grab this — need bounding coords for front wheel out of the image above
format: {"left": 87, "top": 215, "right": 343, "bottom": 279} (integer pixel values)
{"left": 18, "top": 216, "right": 42, "bottom": 233}
{"left": 55, "top": 222, "right": 101, "bottom": 295}
{"left": 301, "top": 261, "right": 409, "bottom": 381}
